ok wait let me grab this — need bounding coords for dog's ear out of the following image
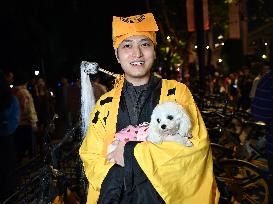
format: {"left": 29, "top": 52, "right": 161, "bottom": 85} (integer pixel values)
{"left": 148, "top": 116, "right": 162, "bottom": 143}
{"left": 177, "top": 109, "right": 192, "bottom": 137}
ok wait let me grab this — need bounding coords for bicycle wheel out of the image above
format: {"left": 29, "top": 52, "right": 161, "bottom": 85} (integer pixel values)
{"left": 216, "top": 159, "right": 269, "bottom": 204}
{"left": 211, "top": 143, "right": 233, "bottom": 160}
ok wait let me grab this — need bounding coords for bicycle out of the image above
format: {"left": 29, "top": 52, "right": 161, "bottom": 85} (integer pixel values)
{"left": 214, "top": 156, "right": 270, "bottom": 204}
{"left": 2, "top": 114, "right": 86, "bottom": 204}
{"left": 198, "top": 95, "right": 271, "bottom": 203}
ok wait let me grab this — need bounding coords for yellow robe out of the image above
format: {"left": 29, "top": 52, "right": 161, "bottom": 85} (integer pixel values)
{"left": 79, "top": 76, "right": 220, "bottom": 204}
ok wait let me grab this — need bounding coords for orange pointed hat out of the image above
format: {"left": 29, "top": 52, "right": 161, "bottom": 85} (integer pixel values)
{"left": 112, "top": 13, "right": 159, "bottom": 49}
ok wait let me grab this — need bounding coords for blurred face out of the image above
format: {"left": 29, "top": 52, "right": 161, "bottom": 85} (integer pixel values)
{"left": 37, "top": 78, "right": 45, "bottom": 87}
{"left": 4, "top": 72, "right": 14, "bottom": 84}
{"left": 115, "top": 35, "right": 156, "bottom": 86}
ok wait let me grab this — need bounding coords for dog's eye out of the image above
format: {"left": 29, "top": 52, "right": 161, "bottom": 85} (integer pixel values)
{"left": 157, "top": 118, "right": 161, "bottom": 123}
{"left": 167, "top": 115, "right": 174, "bottom": 120}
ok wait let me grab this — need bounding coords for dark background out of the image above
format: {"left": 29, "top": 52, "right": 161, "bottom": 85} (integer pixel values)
{"left": 1, "top": 0, "right": 273, "bottom": 84}
{"left": 0, "top": 0, "right": 150, "bottom": 82}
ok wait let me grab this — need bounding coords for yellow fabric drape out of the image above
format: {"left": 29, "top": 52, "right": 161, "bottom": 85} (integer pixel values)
{"left": 79, "top": 77, "right": 220, "bottom": 204}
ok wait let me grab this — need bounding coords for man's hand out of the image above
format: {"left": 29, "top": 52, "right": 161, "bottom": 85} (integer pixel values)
{"left": 106, "top": 141, "right": 126, "bottom": 167}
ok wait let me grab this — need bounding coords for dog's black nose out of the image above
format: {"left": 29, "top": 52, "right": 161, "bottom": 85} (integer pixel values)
{"left": 161, "top": 124, "right": 166, "bottom": 129}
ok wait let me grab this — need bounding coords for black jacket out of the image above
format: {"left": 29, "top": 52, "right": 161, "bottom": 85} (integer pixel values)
{"left": 98, "top": 77, "right": 165, "bottom": 204}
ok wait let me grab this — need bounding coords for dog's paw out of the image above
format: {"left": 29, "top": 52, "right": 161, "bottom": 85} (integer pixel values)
{"left": 182, "top": 138, "right": 193, "bottom": 147}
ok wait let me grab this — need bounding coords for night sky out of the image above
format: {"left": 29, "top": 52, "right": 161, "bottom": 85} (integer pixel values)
{"left": 1, "top": 0, "right": 273, "bottom": 83}
{"left": 0, "top": 0, "right": 149, "bottom": 81}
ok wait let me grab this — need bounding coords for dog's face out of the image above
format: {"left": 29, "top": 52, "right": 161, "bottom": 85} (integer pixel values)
{"left": 150, "top": 102, "right": 190, "bottom": 137}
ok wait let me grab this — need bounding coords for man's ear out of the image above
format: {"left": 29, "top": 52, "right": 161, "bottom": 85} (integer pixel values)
{"left": 115, "top": 49, "right": 120, "bottom": 63}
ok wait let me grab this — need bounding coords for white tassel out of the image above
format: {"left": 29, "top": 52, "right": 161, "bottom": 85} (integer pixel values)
{"left": 80, "top": 61, "right": 96, "bottom": 137}
{"left": 81, "top": 61, "right": 118, "bottom": 78}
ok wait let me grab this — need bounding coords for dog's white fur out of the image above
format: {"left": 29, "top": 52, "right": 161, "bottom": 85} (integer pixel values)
{"left": 147, "top": 101, "right": 193, "bottom": 147}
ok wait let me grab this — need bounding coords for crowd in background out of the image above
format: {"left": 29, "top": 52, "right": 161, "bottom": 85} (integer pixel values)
{"left": 197, "top": 62, "right": 271, "bottom": 112}
{"left": 0, "top": 69, "right": 108, "bottom": 202}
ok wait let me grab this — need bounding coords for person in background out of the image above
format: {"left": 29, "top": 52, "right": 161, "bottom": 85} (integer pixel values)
{"left": 34, "top": 76, "right": 54, "bottom": 131}
{"left": 226, "top": 73, "right": 239, "bottom": 109}
{"left": 0, "top": 70, "right": 20, "bottom": 202}
{"left": 79, "top": 12, "right": 219, "bottom": 203}
{"left": 237, "top": 67, "right": 253, "bottom": 111}
{"left": 13, "top": 71, "right": 38, "bottom": 163}
{"left": 249, "top": 62, "right": 271, "bottom": 100}
{"left": 33, "top": 76, "right": 55, "bottom": 153}
{"left": 3, "top": 70, "right": 14, "bottom": 85}
{"left": 251, "top": 64, "right": 273, "bottom": 202}
{"left": 55, "top": 76, "right": 71, "bottom": 138}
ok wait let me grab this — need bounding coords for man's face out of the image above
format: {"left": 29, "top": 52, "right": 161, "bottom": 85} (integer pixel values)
{"left": 115, "top": 35, "right": 156, "bottom": 86}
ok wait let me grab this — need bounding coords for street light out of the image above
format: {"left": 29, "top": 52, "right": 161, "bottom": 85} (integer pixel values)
{"left": 217, "top": 35, "right": 224, "bottom": 40}
{"left": 262, "top": 54, "right": 267, "bottom": 59}
{"left": 34, "top": 70, "right": 40, "bottom": 76}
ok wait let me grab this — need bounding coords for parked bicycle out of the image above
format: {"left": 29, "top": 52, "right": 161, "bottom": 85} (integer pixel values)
{"left": 197, "top": 94, "right": 271, "bottom": 203}
{"left": 2, "top": 114, "right": 86, "bottom": 204}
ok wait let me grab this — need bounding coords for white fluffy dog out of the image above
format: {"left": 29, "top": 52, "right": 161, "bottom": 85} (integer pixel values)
{"left": 107, "top": 101, "right": 193, "bottom": 157}
{"left": 148, "top": 101, "right": 193, "bottom": 147}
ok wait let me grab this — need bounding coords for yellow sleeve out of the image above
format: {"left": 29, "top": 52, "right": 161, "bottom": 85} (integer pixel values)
{"left": 79, "top": 121, "right": 113, "bottom": 189}
{"left": 134, "top": 82, "right": 220, "bottom": 204}
{"left": 79, "top": 102, "right": 115, "bottom": 202}
{"left": 79, "top": 78, "right": 123, "bottom": 203}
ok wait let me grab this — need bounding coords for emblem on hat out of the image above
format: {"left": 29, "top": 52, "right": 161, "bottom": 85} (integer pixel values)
{"left": 120, "top": 14, "right": 145, "bottom": 23}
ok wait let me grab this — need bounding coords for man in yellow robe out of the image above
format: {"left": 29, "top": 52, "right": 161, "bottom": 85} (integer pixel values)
{"left": 79, "top": 12, "right": 219, "bottom": 204}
